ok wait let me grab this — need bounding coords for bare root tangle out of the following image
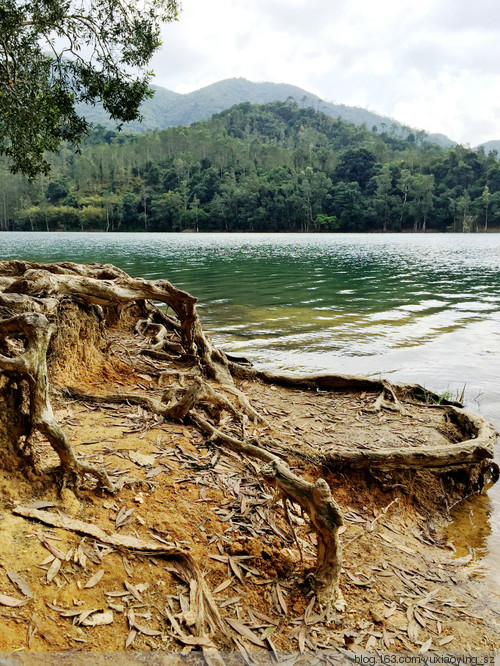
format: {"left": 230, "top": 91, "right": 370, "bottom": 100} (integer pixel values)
{"left": 1, "top": 259, "right": 498, "bottom": 636}
{"left": 224, "top": 369, "right": 498, "bottom": 473}
{"left": 61, "top": 382, "right": 348, "bottom": 608}
{"left": 3, "top": 266, "right": 199, "bottom": 351}
{"left": 323, "top": 404, "right": 498, "bottom": 472}
{"left": 62, "top": 381, "right": 319, "bottom": 464}
{"left": 262, "top": 460, "right": 345, "bottom": 610}
{"left": 0, "top": 260, "right": 236, "bottom": 383}
{"left": 63, "top": 377, "right": 256, "bottom": 425}
{"left": 0, "top": 313, "right": 114, "bottom": 490}
{"left": 364, "top": 379, "right": 407, "bottom": 415}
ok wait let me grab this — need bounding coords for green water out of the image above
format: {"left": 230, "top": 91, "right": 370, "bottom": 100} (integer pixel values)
{"left": 2, "top": 231, "right": 500, "bottom": 590}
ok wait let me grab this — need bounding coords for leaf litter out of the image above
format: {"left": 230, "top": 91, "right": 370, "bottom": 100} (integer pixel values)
{"left": 0, "top": 372, "right": 498, "bottom": 653}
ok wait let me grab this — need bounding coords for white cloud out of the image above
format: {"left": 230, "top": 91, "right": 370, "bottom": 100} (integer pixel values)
{"left": 151, "top": 0, "right": 500, "bottom": 145}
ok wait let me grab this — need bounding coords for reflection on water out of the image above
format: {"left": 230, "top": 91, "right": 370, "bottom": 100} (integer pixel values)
{"left": 2, "top": 231, "right": 500, "bottom": 593}
{"left": 444, "top": 487, "right": 500, "bottom": 597}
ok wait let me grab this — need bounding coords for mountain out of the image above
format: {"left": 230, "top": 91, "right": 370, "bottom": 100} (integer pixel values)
{"left": 476, "top": 140, "right": 500, "bottom": 155}
{"left": 78, "top": 77, "right": 456, "bottom": 148}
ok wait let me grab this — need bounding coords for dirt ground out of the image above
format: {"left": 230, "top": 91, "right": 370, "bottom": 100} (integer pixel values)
{"left": 0, "top": 348, "right": 499, "bottom": 657}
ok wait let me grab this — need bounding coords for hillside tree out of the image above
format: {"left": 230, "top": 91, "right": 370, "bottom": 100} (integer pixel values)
{"left": 0, "top": 0, "right": 180, "bottom": 178}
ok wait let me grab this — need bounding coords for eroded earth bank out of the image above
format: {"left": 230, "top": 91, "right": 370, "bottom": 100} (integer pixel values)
{"left": 0, "top": 261, "right": 498, "bottom": 656}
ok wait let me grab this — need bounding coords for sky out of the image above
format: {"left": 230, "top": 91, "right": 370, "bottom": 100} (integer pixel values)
{"left": 150, "top": 0, "right": 500, "bottom": 147}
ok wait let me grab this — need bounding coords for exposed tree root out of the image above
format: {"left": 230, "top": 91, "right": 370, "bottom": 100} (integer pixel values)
{"left": 12, "top": 505, "right": 228, "bottom": 642}
{"left": 1, "top": 259, "right": 498, "bottom": 620}
{"left": 0, "top": 313, "right": 114, "bottom": 490}
{"left": 188, "top": 412, "right": 278, "bottom": 464}
{"left": 61, "top": 384, "right": 345, "bottom": 604}
{"left": 262, "top": 460, "right": 345, "bottom": 610}
{"left": 364, "top": 379, "right": 407, "bottom": 415}
{"left": 324, "top": 437, "right": 495, "bottom": 470}
{"left": 63, "top": 376, "right": 263, "bottom": 426}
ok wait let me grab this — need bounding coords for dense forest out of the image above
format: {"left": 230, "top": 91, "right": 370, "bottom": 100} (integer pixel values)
{"left": 1, "top": 100, "right": 499, "bottom": 233}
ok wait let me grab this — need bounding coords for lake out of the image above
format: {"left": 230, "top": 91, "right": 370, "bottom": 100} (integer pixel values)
{"left": 1, "top": 231, "right": 499, "bottom": 592}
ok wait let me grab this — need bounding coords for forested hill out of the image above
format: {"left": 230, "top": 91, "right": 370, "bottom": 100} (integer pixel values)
{"left": 2, "top": 101, "right": 499, "bottom": 233}
{"left": 77, "top": 77, "right": 455, "bottom": 149}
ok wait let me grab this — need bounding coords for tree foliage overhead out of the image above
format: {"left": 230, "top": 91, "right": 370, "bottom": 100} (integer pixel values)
{"left": 0, "top": 0, "right": 179, "bottom": 177}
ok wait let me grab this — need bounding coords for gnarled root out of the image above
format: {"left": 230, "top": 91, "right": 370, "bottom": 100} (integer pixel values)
{"left": 0, "top": 313, "right": 114, "bottom": 491}
{"left": 262, "top": 459, "right": 345, "bottom": 610}
{"left": 63, "top": 381, "right": 346, "bottom": 609}
{"left": 365, "top": 379, "right": 407, "bottom": 415}
{"left": 64, "top": 374, "right": 268, "bottom": 428}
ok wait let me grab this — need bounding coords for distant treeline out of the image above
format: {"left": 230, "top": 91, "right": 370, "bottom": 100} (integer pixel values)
{"left": 1, "top": 101, "right": 499, "bottom": 232}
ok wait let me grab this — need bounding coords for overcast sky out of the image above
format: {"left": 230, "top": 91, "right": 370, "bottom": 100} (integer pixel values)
{"left": 150, "top": 0, "right": 500, "bottom": 147}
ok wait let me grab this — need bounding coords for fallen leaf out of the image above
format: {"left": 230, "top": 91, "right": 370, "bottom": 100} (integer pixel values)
{"left": 47, "top": 602, "right": 78, "bottom": 615}
{"left": 229, "top": 557, "right": 245, "bottom": 584}
{"left": 384, "top": 604, "right": 397, "bottom": 619}
{"left": 39, "top": 555, "right": 55, "bottom": 567}
{"left": 298, "top": 622, "right": 307, "bottom": 653}
{"left": 22, "top": 501, "right": 57, "bottom": 510}
{"left": 37, "top": 533, "right": 67, "bottom": 560}
{"left": 261, "top": 625, "right": 278, "bottom": 639}
{"left": 346, "top": 571, "right": 372, "bottom": 587}
{"left": 383, "top": 626, "right": 393, "bottom": 649}
{"left": 129, "top": 451, "right": 156, "bottom": 467}
{"left": 414, "top": 608, "right": 427, "bottom": 628}
{"left": 177, "top": 635, "right": 216, "bottom": 648}
{"left": 7, "top": 571, "right": 33, "bottom": 598}
{"left": 0, "top": 592, "right": 29, "bottom": 607}
{"left": 275, "top": 583, "right": 287, "bottom": 615}
{"left": 82, "top": 610, "right": 114, "bottom": 627}
{"left": 226, "top": 618, "right": 266, "bottom": 647}
{"left": 27, "top": 620, "right": 38, "bottom": 647}
{"left": 440, "top": 635, "right": 455, "bottom": 646}
{"left": 124, "top": 580, "right": 143, "bottom": 602}
{"left": 213, "top": 578, "right": 233, "bottom": 594}
{"left": 304, "top": 595, "right": 317, "bottom": 625}
{"left": 75, "top": 609, "right": 99, "bottom": 625}
{"left": 122, "top": 555, "right": 133, "bottom": 577}
{"left": 84, "top": 569, "right": 104, "bottom": 589}
{"left": 125, "top": 629, "right": 137, "bottom": 648}
{"left": 146, "top": 465, "right": 169, "bottom": 478}
{"left": 419, "top": 637, "right": 432, "bottom": 653}
{"left": 407, "top": 619, "right": 420, "bottom": 642}
{"left": 46, "top": 558, "right": 62, "bottom": 583}
{"left": 132, "top": 621, "right": 162, "bottom": 636}
{"left": 115, "top": 506, "right": 135, "bottom": 529}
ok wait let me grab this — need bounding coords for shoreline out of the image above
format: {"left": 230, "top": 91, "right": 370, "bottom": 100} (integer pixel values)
{"left": 0, "top": 260, "right": 499, "bottom": 653}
